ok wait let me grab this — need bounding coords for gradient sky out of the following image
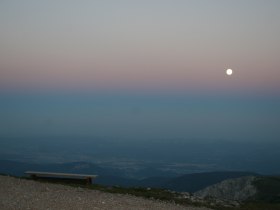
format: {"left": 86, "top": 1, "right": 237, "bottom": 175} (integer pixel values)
{"left": 0, "top": 1, "right": 280, "bottom": 140}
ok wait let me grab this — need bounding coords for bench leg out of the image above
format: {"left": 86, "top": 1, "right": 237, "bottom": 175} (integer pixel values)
{"left": 31, "top": 175, "right": 37, "bottom": 180}
{"left": 86, "top": 177, "right": 92, "bottom": 185}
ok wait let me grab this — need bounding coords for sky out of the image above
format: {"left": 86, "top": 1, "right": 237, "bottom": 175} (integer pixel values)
{"left": 0, "top": 0, "right": 280, "bottom": 141}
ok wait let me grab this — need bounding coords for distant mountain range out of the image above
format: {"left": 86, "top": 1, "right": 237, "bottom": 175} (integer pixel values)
{"left": 0, "top": 160, "right": 258, "bottom": 192}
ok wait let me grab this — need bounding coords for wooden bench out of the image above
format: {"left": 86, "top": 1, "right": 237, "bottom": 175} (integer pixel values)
{"left": 25, "top": 171, "right": 98, "bottom": 184}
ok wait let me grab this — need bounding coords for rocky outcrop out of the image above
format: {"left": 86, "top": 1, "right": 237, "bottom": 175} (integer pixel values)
{"left": 194, "top": 176, "right": 258, "bottom": 201}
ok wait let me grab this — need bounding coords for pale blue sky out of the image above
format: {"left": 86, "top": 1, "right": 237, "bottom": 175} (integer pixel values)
{"left": 0, "top": 1, "right": 279, "bottom": 142}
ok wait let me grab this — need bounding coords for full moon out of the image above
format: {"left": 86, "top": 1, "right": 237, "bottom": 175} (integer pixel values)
{"left": 226, "top": 69, "right": 233, "bottom": 76}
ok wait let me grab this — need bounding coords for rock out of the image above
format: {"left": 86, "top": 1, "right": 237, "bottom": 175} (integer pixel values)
{"left": 194, "top": 176, "right": 257, "bottom": 202}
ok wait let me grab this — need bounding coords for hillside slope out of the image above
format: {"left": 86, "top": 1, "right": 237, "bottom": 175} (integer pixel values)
{"left": 0, "top": 175, "right": 210, "bottom": 210}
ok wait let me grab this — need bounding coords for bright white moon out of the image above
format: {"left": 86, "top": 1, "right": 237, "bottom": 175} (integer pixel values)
{"left": 226, "top": 69, "right": 233, "bottom": 76}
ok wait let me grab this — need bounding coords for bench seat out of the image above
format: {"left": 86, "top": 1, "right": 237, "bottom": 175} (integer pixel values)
{"left": 25, "top": 171, "right": 98, "bottom": 184}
